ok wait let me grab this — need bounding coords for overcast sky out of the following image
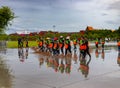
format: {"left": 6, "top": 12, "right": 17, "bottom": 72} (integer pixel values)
{"left": 0, "top": 0, "right": 120, "bottom": 33}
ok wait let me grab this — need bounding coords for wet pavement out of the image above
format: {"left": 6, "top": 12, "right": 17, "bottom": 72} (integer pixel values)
{"left": 0, "top": 46, "right": 120, "bottom": 88}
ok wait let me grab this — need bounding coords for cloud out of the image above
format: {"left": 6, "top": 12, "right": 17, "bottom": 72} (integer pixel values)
{"left": 108, "top": 0, "right": 120, "bottom": 10}
{"left": 1, "top": 0, "right": 120, "bottom": 33}
{"left": 101, "top": 13, "right": 108, "bottom": 16}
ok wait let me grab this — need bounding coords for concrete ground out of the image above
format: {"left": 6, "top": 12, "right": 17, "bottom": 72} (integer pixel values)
{"left": 13, "top": 69, "right": 120, "bottom": 88}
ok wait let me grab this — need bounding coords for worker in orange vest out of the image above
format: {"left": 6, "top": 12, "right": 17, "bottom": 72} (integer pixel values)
{"left": 79, "top": 36, "right": 87, "bottom": 59}
{"left": 101, "top": 38, "right": 105, "bottom": 49}
{"left": 95, "top": 38, "right": 99, "bottom": 48}
{"left": 53, "top": 37, "right": 59, "bottom": 55}
{"left": 39, "top": 37, "right": 44, "bottom": 52}
{"left": 73, "top": 38, "right": 77, "bottom": 53}
{"left": 117, "top": 40, "right": 120, "bottom": 51}
{"left": 45, "top": 37, "right": 53, "bottom": 53}
{"left": 65, "top": 36, "right": 71, "bottom": 56}
{"left": 59, "top": 36, "right": 64, "bottom": 54}
{"left": 117, "top": 52, "right": 120, "bottom": 66}
{"left": 84, "top": 38, "right": 91, "bottom": 58}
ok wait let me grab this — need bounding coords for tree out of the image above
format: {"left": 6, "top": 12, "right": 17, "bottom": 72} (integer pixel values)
{"left": 0, "top": 6, "right": 15, "bottom": 34}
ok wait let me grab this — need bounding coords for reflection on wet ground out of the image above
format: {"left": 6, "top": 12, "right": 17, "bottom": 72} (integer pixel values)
{"left": 0, "top": 46, "right": 120, "bottom": 88}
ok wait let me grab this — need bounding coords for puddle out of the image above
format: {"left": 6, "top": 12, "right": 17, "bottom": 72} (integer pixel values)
{"left": 0, "top": 46, "right": 120, "bottom": 88}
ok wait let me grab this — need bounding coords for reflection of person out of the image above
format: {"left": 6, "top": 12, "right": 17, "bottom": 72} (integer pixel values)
{"left": 53, "top": 58, "right": 59, "bottom": 72}
{"left": 95, "top": 49, "right": 99, "bottom": 58}
{"left": 101, "top": 49, "right": 105, "bottom": 60}
{"left": 18, "top": 48, "right": 24, "bottom": 62}
{"left": 117, "top": 52, "right": 120, "bottom": 66}
{"left": 25, "top": 48, "right": 29, "bottom": 59}
{"left": 59, "top": 59, "right": 65, "bottom": 73}
{"left": 65, "top": 58, "right": 71, "bottom": 74}
{"left": 73, "top": 53, "right": 78, "bottom": 64}
{"left": 18, "top": 48, "right": 29, "bottom": 62}
{"left": 38, "top": 57, "right": 44, "bottom": 67}
{"left": 78, "top": 57, "right": 91, "bottom": 78}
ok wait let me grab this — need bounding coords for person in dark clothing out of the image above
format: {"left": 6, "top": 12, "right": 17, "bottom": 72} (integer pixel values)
{"left": 84, "top": 38, "right": 91, "bottom": 58}
{"left": 18, "top": 38, "right": 21, "bottom": 48}
{"left": 53, "top": 37, "right": 59, "bottom": 55}
{"left": 18, "top": 37, "right": 23, "bottom": 48}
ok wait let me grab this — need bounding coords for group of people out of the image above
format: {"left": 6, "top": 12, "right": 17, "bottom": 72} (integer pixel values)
{"left": 37, "top": 36, "right": 91, "bottom": 59}
{"left": 18, "top": 37, "right": 29, "bottom": 48}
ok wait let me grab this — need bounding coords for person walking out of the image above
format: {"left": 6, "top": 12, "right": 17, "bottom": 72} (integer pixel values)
{"left": 117, "top": 40, "right": 120, "bottom": 52}
{"left": 59, "top": 36, "right": 64, "bottom": 54}
{"left": 79, "top": 36, "right": 87, "bottom": 59}
{"left": 95, "top": 38, "right": 99, "bottom": 48}
{"left": 84, "top": 38, "right": 91, "bottom": 58}
{"left": 101, "top": 38, "right": 105, "bottom": 49}
{"left": 39, "top": 37, "right": 44, "bottom": 52}
{"left": 53, "top": 37, "right": 59, "bottom": 55}
{"left": 73, "top": 38, "right": 77, "bottom": 53}
{"left": 65, "top": 36, "right": 71, "bottom": 56}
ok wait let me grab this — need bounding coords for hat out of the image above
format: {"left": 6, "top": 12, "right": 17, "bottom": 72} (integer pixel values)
{"left": 54, "top": 37, "right": 58, "bottom": 40}
{"left": 60, "top": 36, "right": 63, "bottom": 38}
{"left": 66, "top": 36, "right": 70, "bottom": 39}
{"left": 46, "top": 37, "right": 50, "bottom": 39}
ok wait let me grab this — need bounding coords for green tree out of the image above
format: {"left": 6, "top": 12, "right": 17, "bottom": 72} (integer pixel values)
{"left": 0, "top": 6, "right": 15, "bottom": 34}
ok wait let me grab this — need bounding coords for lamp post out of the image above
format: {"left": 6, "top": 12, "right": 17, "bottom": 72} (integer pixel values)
{"left": 53, "top": 25, "right": 56, "bottom": 32}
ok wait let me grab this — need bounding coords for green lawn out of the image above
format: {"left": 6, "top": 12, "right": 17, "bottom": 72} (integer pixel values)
{"left": 7, "top": 41, "right": 38, "bottom": 48}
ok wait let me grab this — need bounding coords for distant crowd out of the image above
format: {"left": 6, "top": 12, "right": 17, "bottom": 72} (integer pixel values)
{"left": 18, "top": 36, "right": 120, "bottom": 58}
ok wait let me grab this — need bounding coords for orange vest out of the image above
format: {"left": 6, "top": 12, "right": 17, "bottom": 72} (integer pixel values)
{"left": 39, "top": 41, "right": 43, "bottom": 46}
{"left": 53, "top": 43, "right": 57, "bottom": 49}
{"left": 117, "top": 42, "right": 120, "bottom": 46}
{"left": 73, "top": 41, "right": 77, "bottom": 45}
{"left": 102, "top": 42, "right": 105, "bottom": 44}
{"left": 65, "top": 44, "right": 68, "bottom": 49}
{"left": 59, "top": 43, "right": 63, "bottom": 48}
{"left": 95, "top": 42, "right": 98, "bottom": 44}
{"left": 80, "top": 44, "right": 87, "bottom": 50}
{"left": 49, "top": 43, "right": 53, "bottom": 48}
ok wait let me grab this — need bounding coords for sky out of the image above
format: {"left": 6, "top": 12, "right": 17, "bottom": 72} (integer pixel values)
{"left": 0, "top": 0, "right": 120, "bottom": 34}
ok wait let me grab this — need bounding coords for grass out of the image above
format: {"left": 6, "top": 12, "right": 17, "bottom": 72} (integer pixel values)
{"left": 7, "top": 41, "right": 38, "bottom": 48}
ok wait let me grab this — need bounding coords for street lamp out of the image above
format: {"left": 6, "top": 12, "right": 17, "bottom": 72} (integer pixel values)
{"left": 53, "top": 25, "right": 56, "bottom": 32}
